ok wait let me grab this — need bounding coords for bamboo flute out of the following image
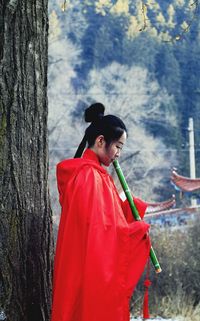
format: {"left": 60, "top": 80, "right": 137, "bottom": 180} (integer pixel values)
{"left": 113, "top": 159, "right": 162, "bottom": 273}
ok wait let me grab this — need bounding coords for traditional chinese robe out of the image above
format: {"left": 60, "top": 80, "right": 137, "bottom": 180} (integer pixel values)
{"left": 51, "top": 149, "right": 150, "bottom": 321}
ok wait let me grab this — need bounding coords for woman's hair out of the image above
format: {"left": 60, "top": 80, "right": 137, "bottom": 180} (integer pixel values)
{"left": 74, "top": 103, "right": 127, "bottom": 158}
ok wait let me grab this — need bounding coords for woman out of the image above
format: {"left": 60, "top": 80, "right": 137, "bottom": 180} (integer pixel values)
{"left": 51, "top": 103, "right": 151, "bottom": 321}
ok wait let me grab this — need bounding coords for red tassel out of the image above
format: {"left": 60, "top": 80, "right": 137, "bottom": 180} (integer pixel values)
{"left": 143, "top": 259, "right": 151, "bottom": 320}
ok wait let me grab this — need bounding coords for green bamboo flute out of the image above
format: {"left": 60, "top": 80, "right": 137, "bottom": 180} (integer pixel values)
{"left": 113, "top": 159, "right": 162, "bottom": 273}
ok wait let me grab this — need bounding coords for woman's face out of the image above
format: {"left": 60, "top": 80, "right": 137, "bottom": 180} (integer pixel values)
{"left": 96, "top": 131, "right": 127, "bottom": 167}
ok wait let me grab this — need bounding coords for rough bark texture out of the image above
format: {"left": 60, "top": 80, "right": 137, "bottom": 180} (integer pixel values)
{"left": 0, "top": 1, "right": 53, "bottom": 320}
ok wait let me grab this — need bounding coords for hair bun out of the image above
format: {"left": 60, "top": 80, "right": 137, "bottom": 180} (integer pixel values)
{"left": 85, "top": 103, "right": 105, "bottom": 123}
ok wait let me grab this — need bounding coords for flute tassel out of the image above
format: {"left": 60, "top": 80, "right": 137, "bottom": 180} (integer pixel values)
{"left": 143, "top": 259, "right": 151, "bottom": 319}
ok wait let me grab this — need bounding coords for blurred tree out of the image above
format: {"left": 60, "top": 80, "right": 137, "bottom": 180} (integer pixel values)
{"left": 0, "top": 1, "right": 53, "bottom": 321}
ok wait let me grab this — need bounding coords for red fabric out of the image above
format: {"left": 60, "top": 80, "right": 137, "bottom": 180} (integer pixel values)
{"left": 51, "top": 149, "right": 151, "bottom": 321}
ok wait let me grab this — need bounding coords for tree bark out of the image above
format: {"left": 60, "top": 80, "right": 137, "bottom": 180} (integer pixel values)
{"left": 0, "top": 1, "right": 53, "bottom": 320}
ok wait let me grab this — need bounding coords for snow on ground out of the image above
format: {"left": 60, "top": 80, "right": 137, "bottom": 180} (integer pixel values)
{"left": 131, "top": 317, "right": 184, "bottom": 321}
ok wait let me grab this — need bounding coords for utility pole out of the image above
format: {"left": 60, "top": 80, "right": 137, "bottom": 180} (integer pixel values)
{"left": 188, "top": 117, "right": 197, "bottom": 206}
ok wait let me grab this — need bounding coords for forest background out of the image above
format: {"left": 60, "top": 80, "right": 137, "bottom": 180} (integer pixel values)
{"left": 48, "top": 1, "right": 200, "bottom": 320}
{"left": 48, "top": 0, "right": 200, "bottom": 214}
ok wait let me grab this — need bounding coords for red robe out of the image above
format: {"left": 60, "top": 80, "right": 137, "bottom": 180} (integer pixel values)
{"left": 51, "top": 149, "right": 151, "bottom": 321}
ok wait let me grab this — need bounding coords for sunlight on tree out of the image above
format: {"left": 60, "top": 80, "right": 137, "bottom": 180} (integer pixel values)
{"left": 176, "top": 0, "right": 185, "bottom": 6}
{"left": 145, "top": 0, "right": 199, "bottom": 42}
{"left": 167, "top": 4, "right": 176, "bottom": 29}
{"left": 181, "top": 20, "right": 189, "bottom": 30}
{"left": 61, "top": 0, "right": 73, "bottom": 11}
{"left": 58, "top": 0, "right": 199, "bottom": 43}
{"left": 156, "top": 11, "right": 166, "bottom": 26}
{"left": 49, "top": 10, "right": 61, "bottom": 43}
{"left": 168, "top": 3, "right": 175, "bottom": 17}
{"left": 110, "top": 0, "right": 129, "bottom": 15}
{"left": 189, "top": 0, "right": 196, "bottom": 7}
{"left": 148, "top": 26, "right": 158, "bottom": 37}
{"left": 159, "top": 31, "right": 172, "bottom": 42}
{"left": 146, "top": 0, "right": 160, "bottom": 11}
{"left": 127, "top": 16, "right": 140, "bottom": 38}
{"left": 95, "top": 0, "right": 112, "bottom": 15}
{"left": 83, "top": 0, "right": 93, "bottom": 5}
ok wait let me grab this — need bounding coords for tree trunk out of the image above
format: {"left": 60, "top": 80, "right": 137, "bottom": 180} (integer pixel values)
{"left": 0, "top": 1, "right": 53, "bottom": 320}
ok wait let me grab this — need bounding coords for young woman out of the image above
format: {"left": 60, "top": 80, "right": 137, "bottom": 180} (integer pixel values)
{"left": 51, "top": 103, "right": 151, "bottom": 321}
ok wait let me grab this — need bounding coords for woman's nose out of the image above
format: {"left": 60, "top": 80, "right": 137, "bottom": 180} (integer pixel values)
{"left": 116, "top": 150, "right": 120, "bottom": 158}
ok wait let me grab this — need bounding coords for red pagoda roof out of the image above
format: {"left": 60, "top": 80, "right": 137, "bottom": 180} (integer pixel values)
{"left": 171, "top": 169, "right": 200, "bottom": 192}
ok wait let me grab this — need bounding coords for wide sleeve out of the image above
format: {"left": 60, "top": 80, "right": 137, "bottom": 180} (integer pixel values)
{"left": 121, "top": 197, "right": 148, "bottom": 223}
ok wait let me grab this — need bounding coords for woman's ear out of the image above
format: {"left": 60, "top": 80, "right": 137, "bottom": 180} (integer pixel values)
{"left": 96, "top": 135, "right": 105, "bottom": 147}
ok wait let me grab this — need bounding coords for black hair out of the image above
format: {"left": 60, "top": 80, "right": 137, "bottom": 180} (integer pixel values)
{"left": 74, "top": 103, "right": 127, "bottom": 158}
